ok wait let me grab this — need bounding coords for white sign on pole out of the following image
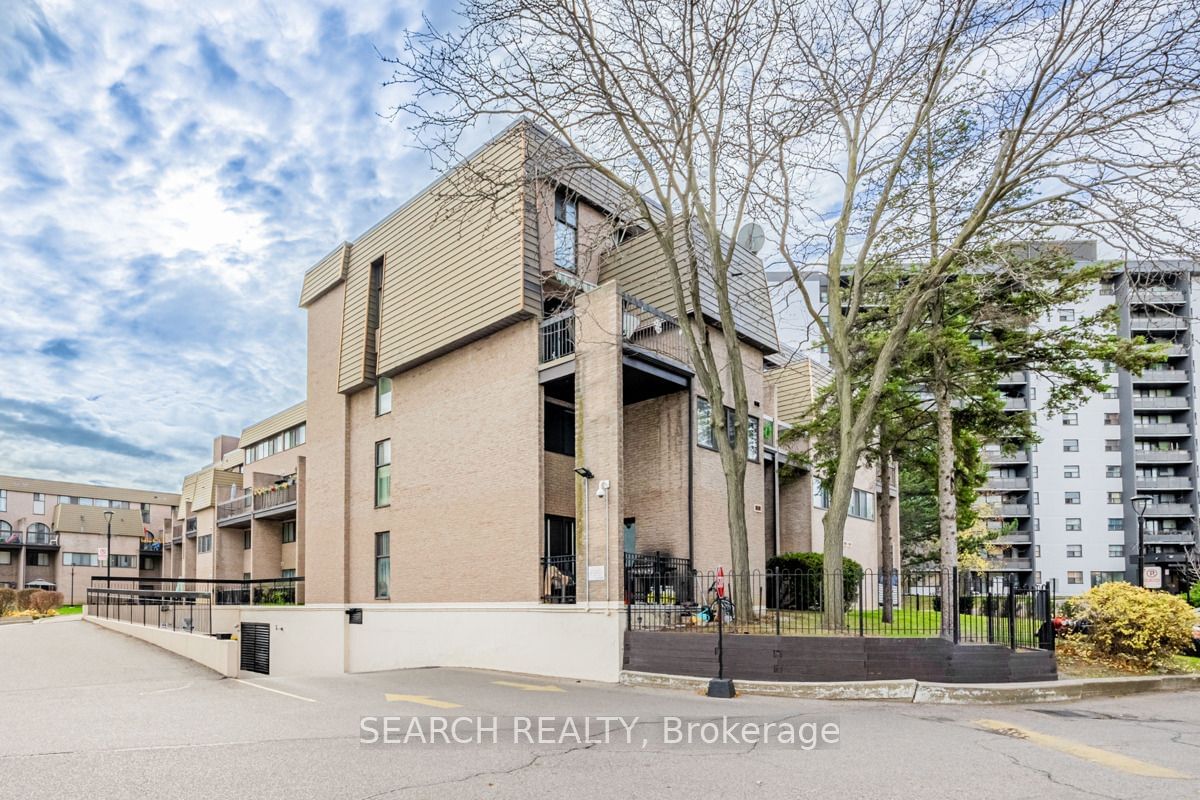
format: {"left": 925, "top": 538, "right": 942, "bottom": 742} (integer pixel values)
{"left": 1143, "top": 565, "right": 1163, "bottom": 589}
{"left": 98, "top": 546, "right": 108, "bottom": 561}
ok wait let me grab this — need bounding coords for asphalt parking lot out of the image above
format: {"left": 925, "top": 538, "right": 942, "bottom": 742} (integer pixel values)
{"left": 3, "top": 618, "right": 1200, "bottom": 799}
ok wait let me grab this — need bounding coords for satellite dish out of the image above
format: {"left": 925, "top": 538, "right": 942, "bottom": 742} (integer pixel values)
{"left": 736, "top": 222, "right": 766, "bottom": 254}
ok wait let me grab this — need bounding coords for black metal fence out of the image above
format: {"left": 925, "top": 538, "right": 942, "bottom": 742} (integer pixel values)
{"left": 624, "top": 567, "right": 1054, "bottom": 651}
{"left": 540, "top": 555, "right": 576, "bottom": 603}
{"left": 86, "top": 586, "right": 213, "bottom": 636}
{"left": 90, "top": 576, "right": 303, "bottom": 606}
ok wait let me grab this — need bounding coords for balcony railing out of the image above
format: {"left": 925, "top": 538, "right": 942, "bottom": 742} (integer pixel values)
{"left": 1135, "top": 476, "right": 1193, "bottom": 490}
{"left": 1132, "top": 290, "right": 1185, "bottom": 305}
{"left": 1133, "top": 422, "right": 1191, "bottom": 436}
{"left": 1144, "top": 531, "right": 1196, "bottom": 544}
{"left": 185, "top": 518, "right": 197, "bottom": 537}
{"left": 1134, "top": 448, "right": 1191, "bottom": 462}
{"left": 539, "top": 313, "right": 575, "bottom": 364}
{"left": 217, "top": 492, "right": 253, "bottom": 522}
{"left": 983, "top": 450, "right": 1029, "bottom": 465}
{"left": 998, "top": 503, "right": 1032, "bottom": 517}
{"left": 985, "top": 478, "right": 1030, "bottom": 491}
{"left": 1002, "top": 397, "right": 1027, "bottom": 411}
{"left": 1132, "top": 369, "right": 1189, "bottom": 384}
{"left": 140, "top": 539, "right": 163, "bottom": 552}
{"left": 0, "top": 531, "right": 20, "bottom": 546}
{"left": 997, "top": 371, "right": 1027, "bottom": 385}
{"left": 621, "top": 294, "right": 690, "bottom": 366}
{"left": 255, "top": 480, "right": 297, "bottom": 512}
{"left": 986, "top": 558, "right": 1033, "bottom": 571}
{"left": 91, "top": 576, "right": 305, "bottom": 606}
{"left": 24, "top": 531, "right": 59, "bottom": 546}
{"left": 1130, "top": 316, "right": 1188, "bottom": 331}
{"left": 1143, "top": 502, "right": 1194, "bottom": 516}
{"left": 1132, "top": 396, "right": 1189, "bottom": 410}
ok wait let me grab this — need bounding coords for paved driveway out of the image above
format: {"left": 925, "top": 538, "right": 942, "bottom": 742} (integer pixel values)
{"left": 3, "top": 618, "right": 1200, "bottom": 799}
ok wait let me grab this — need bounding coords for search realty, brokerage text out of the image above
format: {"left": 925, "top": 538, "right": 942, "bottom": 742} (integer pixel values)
{"left": 360, "top": 716, "right": 841, "bottom": 750}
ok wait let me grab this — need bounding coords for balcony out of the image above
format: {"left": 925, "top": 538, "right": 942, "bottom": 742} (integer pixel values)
{"left": 1134, "top": 448, "right": 1191, "bottom": 463}
{"left": 216, "top": 493, "right": 253, "bottom": 527}
{"left": 140, "top": 539, "right": 163, "bottom": 552}
{"left": 1132, "top": 369, "right": 1189, "bottom": 384}
{"left": 1132, "top": 395, "right": 1189, "bottom": 410}
{"left": 171, "top": 522, "right": 183, "bottom": 543}
{"left": 0, "top": 531, "right": 20, "bottom": 548}
{"left": 1144, "top": 531, "right": 1196, "bottom": 545}
{"left": 538, "top": 313, "right": 575, "bottom": 364}
{"left": 1130, "top": 316, "right": 1188, "bottom": 332}
{"left": 621, "top": 294, "right": 690, "bottom": 367}
{"left": 993, "top": 531, "right": 1032, "bottom": 545}
{"left": 254, "top": 479, "right": 297, "bottom": 519}
{"left": 1133, "top": 422, "right": 1191, "bottom": 436}
{"left": 24, "top": 531, "right": 60, "bottom": 547}
{"left": 185, "top": 518, "right": 197, "bottom": 538}
{"left": 998, "top": 503, "right": 1032, "bottom": 517}
{"left": 983, "top": 450, "right": 1029, "bottom": 465}
{"left": 987, "top": 557, "right": 1033, "bottom": 571}
{"left": 1002, "top": 397, "right": 1027, "bottom": 411}
{"left": 986, "top": 477, "right": 1030, "bottom": 491}
{"left": 997, "top": 371, "right": 1027, "bottom": 386}
{"left": 1135, "top": 476, "right": 1193, "bottom": 490}
{"left": 1142, "top": 502, "right": 1194, "bottom": 517}
{"left": 1132, "top": 290, "right": 1186, "bottom": 305}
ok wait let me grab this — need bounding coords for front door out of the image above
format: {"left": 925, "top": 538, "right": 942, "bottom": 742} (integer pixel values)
{"left": 543, "top": 515, "right": 576, "bottom": 603}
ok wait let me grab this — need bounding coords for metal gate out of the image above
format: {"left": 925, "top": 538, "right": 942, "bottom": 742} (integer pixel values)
{"left": 240, "top": 622, "right": 270, "bottom": 674}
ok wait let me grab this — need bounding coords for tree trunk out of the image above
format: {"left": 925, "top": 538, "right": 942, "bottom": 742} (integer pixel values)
{"left": 821, "top": 433, "right": 859, "bottom": 629}
{"left": 933, "top": 337, "right": 958, "bottom": 639}
{"left": 719, "top": 446, "right": 753, "bottom": 627}
{"left": 879, "top": 440, "right": 895, "bottom": 625}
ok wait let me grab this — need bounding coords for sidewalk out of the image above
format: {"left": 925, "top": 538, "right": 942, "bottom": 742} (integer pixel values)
{"left": 621, "top": 670, "right": 1200, "bottom": 704}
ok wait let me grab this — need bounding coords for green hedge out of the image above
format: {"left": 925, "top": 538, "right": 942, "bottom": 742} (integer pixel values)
{"left": 765, "top": 552, "right": 864, "bottom": 610}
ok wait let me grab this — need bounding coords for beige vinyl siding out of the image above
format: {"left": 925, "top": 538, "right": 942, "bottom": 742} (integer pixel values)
{"left": 338, "top": 244, "right": 376, "bottom": 392}
{"left": 767, "top": 359, "right": 831, "bottom": 424}
{"left": 299, "top": 242, "right": 351, "bottom": 307}
{"left": 52, "top": 505, "right": 146, "bottom": 536}
{"left": 599, "top": 218, "right": 779, "bottom": 354}
{"left": 239, "top": 402, "right": 306, "bottom": 449}
{"left": 178, "top": 468, "right": 242, "bottom": 512}
{"left": 0, "top": 474, "right": 179, "bottom": 507}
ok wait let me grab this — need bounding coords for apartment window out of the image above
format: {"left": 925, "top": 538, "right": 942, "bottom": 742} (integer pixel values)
{"left": 1065, "top": 492, "right": 1081, "bottom": 505}
{"left": 0, "top": 489, "right": 5, "bottom": 512}
{"left": 1064, "top": 465, "right": 1080, "bottom": 479}
{"left": 1066, "top": 518, "right": 1081, "bottom": 531}
{"left": 32, "top": 493, "right": 44, "bottom": 515}
{"left": 376, "top": 376, "right": 393, "bottom": 416}
{"left": 1105, "top": 439, "right": 1121, "bottom": 452}
{"left": 282, "top": 568, "right": 296, "bottom": 579}
{"left": 818, "top": 282, "right": 829, "bottom": 303}
{"left": 1059, "top": 308, "right": 1076, "bottom": 322}
{"left": 281, "top": 521, "right": 296, "bottom": 544}
{"left": 1034, "top": 518, "right": 1040, "bottom": 531}
{"left": 849, "top": 489, "right": 875, "bottom": 520}
{"left": 1063, "top": 439, "right": 1079, "bottom": 452}
{"left": 696, "top": 397, "right": 716, "bottom": 449}
{"left": 110, "top": 554, "right": 134, "bottom": 568}
{"left": 243, "top": 531, "right": 252, "bottom": 550}
{"left": 813, "top": 480, "right": 830, "bottom": 509}
{"left": 1108, "top": 518, "right": 1124, "bottom": 531}
{"left": 375, "top": 532, "right": 390, "bottom": 599}
{"left": 141, "top": 505, "right": 151, "bottom": 524}
{"left": 63, "top": 552, "right": 100, "bottom": 567}
{"left": 1091, "top": 571, "right": 1124, "bottom": 586}
{"left": 0, "top": 552, "right": 9, "bottom": 566}
{"left": 375, "top": 440, "right": 391, "bottom": 507}
{"left": 747, "top": 416, "right": 760, "bottom": 461}
{"left": 1033, "top": 492, "right": 1040, "bottom": 505}
{"left": 1108, "top": 544, "right": 1125, "bottom": 558}
{"left": 198, "top": 535, "right": 212, "bottom": 554}
{"left": 26, "top": 551, "right": 49, "bottom": 567}
{"left": 1067, "top": 571, "right": 1083, "bottom": 585}
{"left": 1066, "top": 544, "right": 1082, "bottom": 558}
{"left": 545, "top": 402, "right": 575, "bottom": 456}
{"left": 1061, "top": 413, "right": 1078, "bottom": 426}
{"left": 1103, "top": 388, "right": 1119, "bottom": 399}
{"left": 1035, "top": 545, "right": 1041, "bottom": 557}
{"left": 1106, "top": 465, "right": 1122, "bottom": 478}
{"left": 245, "top": 422, "right": 306, "bottom": 464}
{"left": 1107, "top": 491, "right": 1122, "bottom": 504}
{"left": 1032, "top": 466, "right": 1039, "bottom": 478}
{"left": 554, "top": 189, "right": 578, "bottom": 271}
{"left": 1104, "top": 412, "right": 1120, "bottom": 425}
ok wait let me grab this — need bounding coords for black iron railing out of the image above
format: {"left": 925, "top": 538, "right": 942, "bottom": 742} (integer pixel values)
{"left": 86, "top": 586, "right": 212, "bottom": 636}
{"left": 91, "top": 576, "right": 304, "bottom": 606}
{"left": 623, "top": 566, "right": 1054, "bottom": 651}
{"left": 539, "top": 314, "right": 575, "bottom": 363}
{"left": 540, "top": 555, "right": 576, "bottom": 604}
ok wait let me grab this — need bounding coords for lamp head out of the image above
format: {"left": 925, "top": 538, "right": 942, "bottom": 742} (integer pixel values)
{"left": 103, "top": 510, "right": 114, "bottom": 523}
{"left": 574, "top": 467, "right": 594, "bottom": 480}
{"left": 1131, "top": 495, "right": 1152, "bottom": 516}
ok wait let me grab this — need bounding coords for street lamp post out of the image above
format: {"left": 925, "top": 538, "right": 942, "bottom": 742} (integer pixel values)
{"left": 103, "top": 510, "right": 114, "bottom": 582}
{"left": 1131, "top": 495, "right": 1151, "bottom": 588}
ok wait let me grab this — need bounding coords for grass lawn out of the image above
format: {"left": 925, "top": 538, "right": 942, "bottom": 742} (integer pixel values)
{"left": 56, "top": 605, "right": 82, "bottom": 615}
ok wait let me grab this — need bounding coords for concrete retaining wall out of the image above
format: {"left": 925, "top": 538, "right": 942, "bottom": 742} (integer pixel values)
{"left": 86, "top": 616, "right": 239, "bottom": 677}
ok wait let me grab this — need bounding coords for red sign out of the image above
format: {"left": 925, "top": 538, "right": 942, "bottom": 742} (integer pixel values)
{"left": 715, "top": 566, "right": 725, "bottom": 598}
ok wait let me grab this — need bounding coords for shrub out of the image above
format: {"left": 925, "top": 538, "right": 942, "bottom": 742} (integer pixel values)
{"left": 1064, "top": 582, "right": 1194, "bottom": 667}
{"left": 15, "top": 588, "right": 37, "bottom": 611}
{"left": 0, "top": 587, "right": 16, "bottom": 616}
{"left": 29, "top": 590, "right": 63, "bottom": 614}
{"left": 1186, "top": 583, "right": 1200, "bottom": 609}
{"left": 766, "top": 552, "right": 864, "bottom": 610}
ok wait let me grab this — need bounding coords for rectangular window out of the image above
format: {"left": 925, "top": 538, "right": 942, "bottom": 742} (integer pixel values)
{"left": 0, "top": 551, "right": 9, "bottom": 565}
{"left": 1108, "top": 544, "right": 1125, "bottom": 558}
{"left": 849, "top": 489, "right": 875, "bottom": 520}
{"left": 1059, "top": 308, "right": 1076, "bottom": 322}
{"left": 281, "top": 521, "right": 296, "bottom": 544}
{"left": 554, "top": 189, "right": 578, "bottom": 271}
{"left": 141, "top": 506, "right": 151, "bottom": 524}
{"left": 1106, "top": 465, "right": 1122, "bottom": 478}
{"left": 110, "top": 554, "right": 134, "bottom": 568}
{"left": 1066, "top": 518, "right": 1081, "bottom": 531}
{"left": 1032, "top": 466, "right": 1039, "bottom": 478}
{"left": 32, "top": 493, "right": 44, "bottom": 515}
{"left": 1105, "top": 439, "right": 1121, "bottom": 452}
{"left": 1066, "top": 544, "right": 1082, "bottom": 558}
{"left": 1035, "top": 545, "right": 1041, "bottom": 557}
{"left": 544, "top": 402, "right": 575, "bottom": 456}
{"left": 1063, "top": 439, "right": 1079, "bottom": 452}
{"left": 1063, "top": 465, "right": 1080, "bottom": 478}
{"left": 1104, "top": 413, "right": 1120, "bottom": 425}
{"left": 375, "top": 532, "right": 390, "bottom": 599}
{"left": 375, "top": 440, "right": 391, "bottom": 507}
{"left": 1091, "top": 571, "right": 1124, "bottom": 586}
{"left": 1034, "top": 518, "right": 1040, "bottom": 531}
{"left": 376, "top": 376, "right": 393, "bottom": 415}
{"left": 243, "top": 531, "right": 252, "bottom": 550}
{"left": 1067, "top": 571, "right": 1083, "bottom": 585}
{"left": 282, "top": 568, "right": 296, "bottom": 579}
{"left": 696, "top": 397, "right": 716, "bottom": 449}
{"left": 1108, "top": 518, "right": 1124, "bottom": 531}
{"left": 0, "top": 489, "right": 5, "bottom": 512}
{"left": 198, "top": 535, "right": 212, "bottom": 554}
{"left": 1062, "top": 413, "right": 1078, "bottom": 426}
{"left": 26, "top": 551, "right": 50, "bottom": 567}
{"left": 747, "top": 416, "right": 760, "bottom": 461}
{"left": 1065, "top": 492, "right": 1081, "bottom": 505}
{"left": 63, "top": 552, "right": 100, "bottom": 567}
{"left": 813, "top": 479, "right": 830, "bottom": 509}
{"left": 1033, "top": 492, "right": 1040, "bottom": 505}
{"left": 1107, "top": 491, "right": 1122, "bottom": 504}
{"left": 140, "top": 556, "right": 157, "bottom": 571}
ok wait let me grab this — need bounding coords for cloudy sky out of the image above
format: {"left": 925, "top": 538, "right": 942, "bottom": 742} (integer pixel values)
{"left": 0, "top": 1, "right": 467, "bottom": 491}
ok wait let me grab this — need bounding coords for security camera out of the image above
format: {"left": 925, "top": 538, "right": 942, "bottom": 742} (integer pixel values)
{"left": 597, "top": 479, "right": 610, "bottom": 498}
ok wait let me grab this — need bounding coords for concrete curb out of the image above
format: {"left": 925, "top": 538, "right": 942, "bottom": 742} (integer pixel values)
{"left": 620, "top": 670, "right": 1200, "bottom": 705}
{"left": 0, "top": 617, "right": 34, "bottom": 626}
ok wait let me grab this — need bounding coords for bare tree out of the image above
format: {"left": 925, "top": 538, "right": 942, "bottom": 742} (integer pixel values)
{"left": 764, "top": 0, "right": 1200, "bottom": 625}
{"left": 385, "top": 0, "right": 791, "bottom": 617}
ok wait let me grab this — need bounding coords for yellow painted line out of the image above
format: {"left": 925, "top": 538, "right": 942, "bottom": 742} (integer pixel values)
{"left": 385, "top": 694, "right": 463, "bottom": 708}
{"left": 974, "top": 719, "right": 1189, "bottom": 779}
{"left": 492, "top": 680, "right": 566, "bottom": 693}
{"left": 232, "top": 678, "right": 317, "bottom": 703}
